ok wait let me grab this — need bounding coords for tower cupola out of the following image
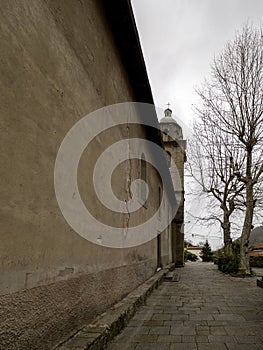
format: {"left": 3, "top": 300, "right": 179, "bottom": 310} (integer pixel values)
{"left": 160, "top": 104, "right": 183, "bottom": 140}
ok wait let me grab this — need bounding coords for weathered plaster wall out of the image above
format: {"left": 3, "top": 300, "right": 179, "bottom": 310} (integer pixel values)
{"left": 0, "top": 1, "right": 172, "bottom": 348}
{"left": 161, "top": 139, "right": 186, "bottom": 266}
{"left": 163, "top": 141, "right": 185, "bottom": 209}
{"left": 0, "top": 261, "right": 156, "bottom": 350}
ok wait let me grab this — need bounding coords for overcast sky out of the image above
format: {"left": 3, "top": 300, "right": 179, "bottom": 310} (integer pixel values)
{"left": 131, "top": 1, "right": 263, "bottom": 249}
{"left": 132, "top": 0, "right": 263, "bottom": 126}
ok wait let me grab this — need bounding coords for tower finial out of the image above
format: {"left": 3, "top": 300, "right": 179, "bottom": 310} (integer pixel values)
{"left": 164, "top": 103, "right": 172, "bottom": 117}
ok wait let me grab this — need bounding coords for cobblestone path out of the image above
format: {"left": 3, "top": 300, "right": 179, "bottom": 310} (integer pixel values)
{"left": 107, "top": 262, "right": 263, "bottom": 350}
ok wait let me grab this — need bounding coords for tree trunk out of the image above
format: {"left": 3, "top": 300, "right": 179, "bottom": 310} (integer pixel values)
{"left": 239, "top": 213, "right": 252, "bottom": 275}
{"left": 222, "top": 211, "right": 232, "bottom": 254}
{"left": 239, "top": 156, "right": 254, "bottom": 275}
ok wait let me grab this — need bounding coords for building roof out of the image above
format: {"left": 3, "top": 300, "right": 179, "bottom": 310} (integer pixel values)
{"left": 160, "top": 107, "right": 182, "bottom": 130}
{"left": 159, "top": 107, "right": 184, "bottom": 142}
{"left": 160, "top": 116, "right": 179, "bottom": 124}
{"left": 249, "top": 243, "right": 263, "bottom": 257}
{"left": 160, "top": 108, "right": 179, "bottom": 125}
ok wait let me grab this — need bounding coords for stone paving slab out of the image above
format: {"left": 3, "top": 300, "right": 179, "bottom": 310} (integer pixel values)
{"left": 107, "top": 262, "right": 263, "bottom": 350}
{"left": 56, "top": 266, "right": 171, "bottom": 349}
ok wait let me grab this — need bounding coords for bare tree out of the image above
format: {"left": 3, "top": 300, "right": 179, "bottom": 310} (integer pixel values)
{"left": 196, "top": 24, "right": 263, "bottom": 274}
{"left": 187, "top": 120, "right": 245, "bottom": 252}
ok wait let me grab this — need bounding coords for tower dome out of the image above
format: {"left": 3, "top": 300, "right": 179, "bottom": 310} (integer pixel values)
{"left": 160, "top": 106, "right": 183, "bottom": 140}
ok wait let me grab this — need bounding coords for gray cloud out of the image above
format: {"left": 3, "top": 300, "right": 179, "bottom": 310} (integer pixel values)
{"left": 132, "top": 0, "right": 263, "bottom": 249}
{"left": 132, "top": 0, "right": 263, "bottom": 124}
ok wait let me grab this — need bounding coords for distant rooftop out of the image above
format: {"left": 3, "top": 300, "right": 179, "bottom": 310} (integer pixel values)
{"left": 249, "top": 226, "right": 263, "bottom": 247}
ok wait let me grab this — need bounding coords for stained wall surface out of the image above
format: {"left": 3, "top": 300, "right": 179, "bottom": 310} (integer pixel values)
{"left": 0, "top": 1, "right": 173, "bottom": 349}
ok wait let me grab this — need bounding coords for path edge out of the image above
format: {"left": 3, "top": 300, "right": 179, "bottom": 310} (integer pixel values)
{"left": 56, "top": 264, "right": 174, "bottom": 350}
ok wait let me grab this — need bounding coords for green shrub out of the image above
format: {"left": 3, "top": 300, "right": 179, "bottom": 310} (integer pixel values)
{"left": 250, "top": 256, "right": 263, "bottom": 267}
{"left": 184, "top": 250, "right": 198, "bottom": 262}
{"left": 218, "top": 255, "right": 239, "bottom": 274}
{"left": 217, "top": 241, "right": 240, "bottom": 274}
{"left": 200, "top": 241, "right": 213, "bottom": 262}
{"left": 213, "top": 253, "right": 219, "bottom": 265}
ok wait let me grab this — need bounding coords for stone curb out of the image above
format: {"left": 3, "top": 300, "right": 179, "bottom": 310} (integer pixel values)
{"left": 56, "top": 265, "right": 172, "bottom": 350}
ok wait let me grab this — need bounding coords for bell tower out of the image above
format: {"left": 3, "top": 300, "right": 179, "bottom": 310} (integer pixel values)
{"left": 160, "top": 105, "right": 186, "bottom": 267}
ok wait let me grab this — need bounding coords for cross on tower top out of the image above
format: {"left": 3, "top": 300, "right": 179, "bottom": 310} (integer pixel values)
{"left": 164, "top": 103, "right": 172, "bottom": 118}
